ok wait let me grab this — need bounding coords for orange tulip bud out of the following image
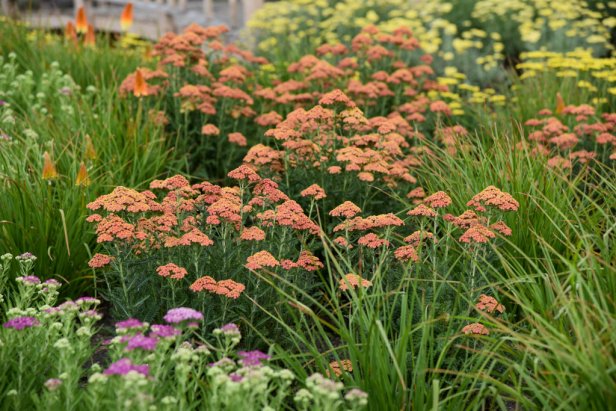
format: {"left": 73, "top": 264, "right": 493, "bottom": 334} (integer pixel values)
{"left": 65, "top": 21, "right": 78, "bottom": 43}
{"left": 75, "top": 6, "right": 88, "bottom": 34}
{"left": 555, "top": 92, "right": 565, "bottom": 115}
{"left": 76, "top": 162, "right": 91, "bottom": 187}
{"left": 133, "top": 69, "right": 148, "bottom": 97}
{"left": 85, "top": 135, "right": 97, "bottom": 160}
{"left": 42, "top": 152, "right": 59, "bottom": 181}
{"left": 121, "top": 3, "right": 134, "bottom": 31}
{"left": 84, "top": 24, "right": 96, "bottom": 47}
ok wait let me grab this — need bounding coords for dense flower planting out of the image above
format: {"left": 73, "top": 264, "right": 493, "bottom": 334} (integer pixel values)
{"left": 1, "top": 2, "right": 615, "bottom": 409}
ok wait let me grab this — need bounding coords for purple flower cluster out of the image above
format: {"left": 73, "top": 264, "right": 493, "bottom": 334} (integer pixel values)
{"left": 3, "top": 316, "right": 40, "bottom": 330}
{"left": 219, "top": 323, "right": 240, "bottom": 336}
{"left": 104, "top": 358, "right": 149, "bottom": 376}
{"left": 43, "top": 279, "right": 62, "bottom": 287}
{"left": 163, "top": 307, "right": 203, "bottom": 324}
{"left": 150, "top": 324, "right": 181, "bottom": 339}
{"left": 16, "top": 275, "right": 41, "bottom": 285}
{"left": 238, "top": 350, "right": 271, "bottom": 367}
{"left": 15, "top": 252, "right": 37, "bottom": 262}
{"left": 115, "top": 318, "right": 145, "bottom": 331}
{"left": 125, "top": 334, "right": 158, "bottom": 351}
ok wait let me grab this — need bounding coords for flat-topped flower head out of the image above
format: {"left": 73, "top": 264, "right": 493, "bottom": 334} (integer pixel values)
{"left": 201, "top": 124, "right": 220, "bottom": 136}
{"left": 404, "top": 230, "right": 436, "bottom": 247}
{"left": 245, "top": 250, "right": 280, "bottom": 270}
{"left": 76, "top": 296, "right": 101, "bottom": 307}
{"left": 461, "top": 323, "right": 489, "bottom": 336}
{"left": 238, "top": 350, "right": 271, "bottom": 366}
{"left": 214, "top": 323, "right": 241, "bottom": 341}
{"left": 475, "top": 294, "right": 505, "bottom": 314}
{"left": 16, "top": 252, "right": 37, "bottom": 262}
{"left": 330, "top": 201, "right": 361, "bottom": 218}
{"left": 150, "top": 175, "right": 191, "bottom": 191}
{"left": 104, "top": 358, "right": 149, "bottom": 376}
{"left": 16, "top": 275, "right": 41, "bottom": 286}
{"left": 125, "top": 334, "right": 158, "bottom": 351}
{"left": 490, "top": 221, "right": 512, "bottom": 236}
{"left": 319, "top": 89, "right": 356, "bottom": 108}
{"left": 3, "top": 316, "right": 39, "bottom": 330}
{"left": 339, "top": 274, "right": 372, "bottom": 291}
{"left": 358, "top": 233, "right": 390, "bottom": 248}
{"left": 156, "top": 263, "right": 188, "bottom": 280}
{"left": 150, "top": 324, "right": 181, "bottom": 339}
{"left": 164, "top": 307, "right": 204, "bottom": 324}
{"left": 238, "top": 224, "right": 265, "bottom": 241}
{"left": 459, "top": 224, "right": 496, "bottom": 244}
{"left": 189, "top": 276, "right": 246, "bottom": 299}
{"left": 406, "top": 187, "right": 425, "bottom": 199}
{"left": 327, "top": 359, "right": 353, "bottom": 378}
{"left": 407, "top": 204, "right": 437, "bottom": 217}
{"left": 300, "top": 184, "right": 327, "bottom": 200}
{"left": 423, "top": 191, "right": 451, "bottom": 208}
{"left": 88, "top": 253, "right": 114, "bottom": 269}
{"left": 87, "top": 186, "right": 151, "bottom": 213}
{"left": 115, "top": 318, "right": 146, "bottom": 333}
{"left": 467, "top": 186, "right": 519, "bottom": 212}
{"left": 394, "top": 245, "right": 419, "bottom": 262}
{"left": 227, "top": 165, "right": 261, "bottom": 183}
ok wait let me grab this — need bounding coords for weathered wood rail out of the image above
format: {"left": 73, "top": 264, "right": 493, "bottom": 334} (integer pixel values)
{"left": 1, "top": 0, "right": 264, "bottom": 40}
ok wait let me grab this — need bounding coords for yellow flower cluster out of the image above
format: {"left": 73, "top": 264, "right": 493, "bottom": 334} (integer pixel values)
{"left": 247, "top": 0, "right": 615, "bottom": 86}
{"left": 516, "top": 49, "right": 616, "bottom": 104}
{"left": 472, "top": 0, "right": 614, "bottom": 53}
{"left": 247, "top": 0, "right": 506, "bottom": 85}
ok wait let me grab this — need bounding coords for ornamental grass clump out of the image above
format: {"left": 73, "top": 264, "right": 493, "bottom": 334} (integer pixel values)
{"left": 86, "top": 169, "right": 321, "bottom": 342}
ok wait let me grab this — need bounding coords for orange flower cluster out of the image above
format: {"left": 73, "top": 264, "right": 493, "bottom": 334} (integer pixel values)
{"left": 523, "top": 100, "right": 616, "bottom": 169}
{"left": 461, "top": 322, "right": 490, "bottom": 336}
{"left": 87, "top": 169, "right": 322, "bottom": 308}
{"left": 404, "top": 230, "right": 436, "bottom": 247}
{"left": 244, "top": 94, "right": 421, "bottom": 190}
{"left": 300, "top": 184, "right": 327, "bottom": 200}
{"left": 475, "top": 294, "right": 505, "bottom": 314}
{"left": 245, "top": 250, "right": 280, "bottom": 270}
{"left": 339, "top": 274, "right": 373, "bottom": 291}
{"left": 120, "top": 24, "right": 267, "bottom": 123}
{"left": 466, "top": 186, "right": 520, "bottom": 212}
{"left": 189, "top": 276, "right": 245, "bottom": 299}
{"left": 156, "top": 263, "right": 188, "bottom": 280}
{"left": 88, "top": 253, "right": 114, "bottom": 269}
{"left": 327, "top": 359, "right": 353, "bottom": 378}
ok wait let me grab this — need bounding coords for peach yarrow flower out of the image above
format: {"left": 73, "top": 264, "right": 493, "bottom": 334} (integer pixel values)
{"left": 339, "top": 274, "right": 372, "bottom": 291}
{"left": 156, "top": 263, "right": 188, "bottom": 280}
{"left": 461, "top": 323, "right": 489, "bottom": 335}
{"left": 475, "top": 294, "right": 505, "bottom": 314}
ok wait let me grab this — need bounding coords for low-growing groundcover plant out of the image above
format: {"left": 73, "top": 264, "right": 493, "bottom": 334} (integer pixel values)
{"left": 0, "top": 254, "right": 367, "bottom": 410}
